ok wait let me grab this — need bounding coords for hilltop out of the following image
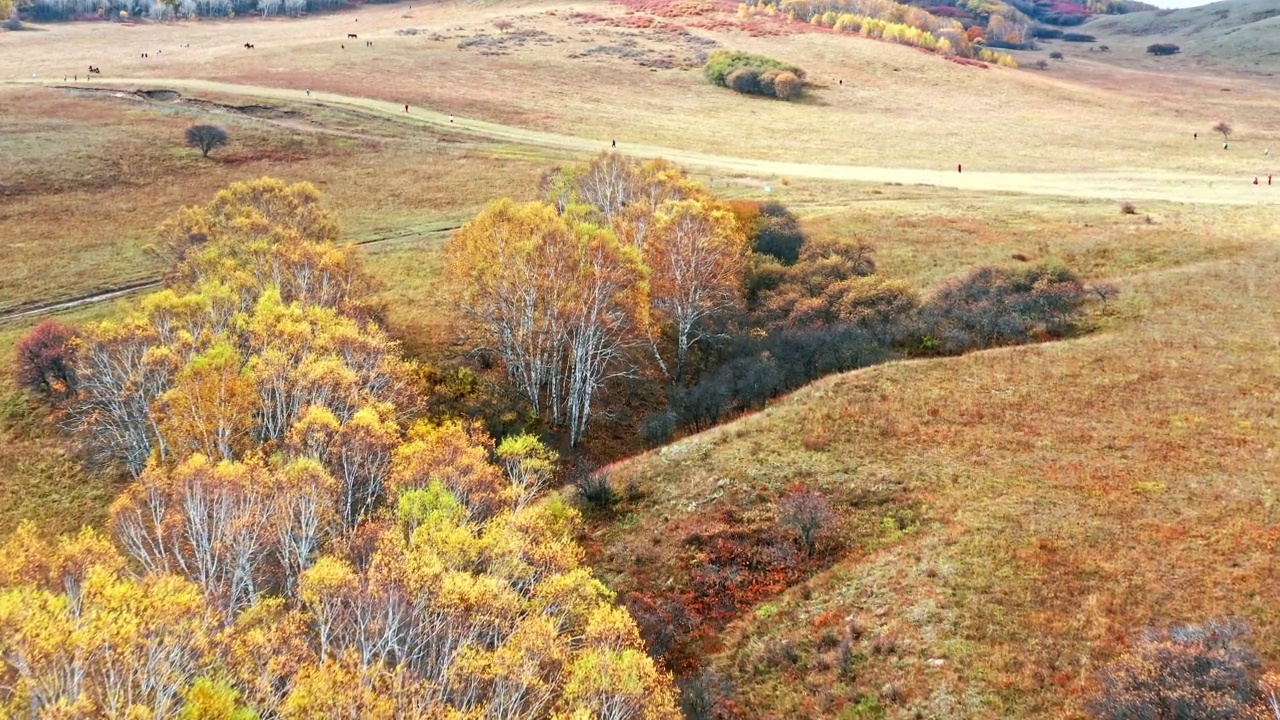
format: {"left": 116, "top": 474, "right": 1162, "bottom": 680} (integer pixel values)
{"left": 1084, "top": 0, "right": 1280, "bottom": 72}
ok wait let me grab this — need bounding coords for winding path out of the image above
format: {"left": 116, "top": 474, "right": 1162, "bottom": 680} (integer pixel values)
{"left": 3, "top": 75, "right": 1276, "bottom": 324}
{"left": 13, "top": 76, "right": 1280, "bottom": 207}
{"left": 0, "top": 224, "right": 457, "bottom": 326}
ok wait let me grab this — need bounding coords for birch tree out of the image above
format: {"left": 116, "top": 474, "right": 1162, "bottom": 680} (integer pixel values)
{"left": 644, "top": 200, "right": 748, "bottom": 384}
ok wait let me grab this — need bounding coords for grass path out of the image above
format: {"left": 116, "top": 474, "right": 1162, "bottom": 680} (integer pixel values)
{"left": 0, "top": 222, "right": 460, "bottom": 325}
{"left": 12, "top": 76, "right": 1280, "bottom": 207}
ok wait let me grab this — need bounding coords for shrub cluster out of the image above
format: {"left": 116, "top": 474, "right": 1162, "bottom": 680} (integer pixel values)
{"left": 12, "top": 320, "right": 77, "bottom": 401}
{"left": 1061, "top": 32, "right": 1096, "bottom": 42}
{"left": 983, "top": 38, "right": 1037, "bottom": 50}
{"left": 917, "top": 264, "right": 1087, "bottom": 354}
{"left": 754, "top": 201, "right": 807, "bottom": 264}
{"left": 638, "top": 198, "right": 1098, "bottom": 439}
{"left": 1147, "top": 43, "right": 1180, "bottom": 55}
{"left": 1089, "top": 620, "right": 1272, "bottom": 720}
{"left": 705, "top": 50, "right": 806, "bottom": 100}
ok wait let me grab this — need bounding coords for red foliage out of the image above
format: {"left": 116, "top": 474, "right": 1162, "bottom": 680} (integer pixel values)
{"left": 12, "top": 320, "right": 77, "bottom": 401}
{"left": 625, "top": 511, "right": 828, "bottom": 673}
{"left": 568, "top": 9, "right": 685, "bottom": 31}
{"left": 1042, "top": 0, "right": 1089, "bottom": 15}
{"left": 927, "top": 4, "right": 971, "bottom": 17}
{"left": 947, "top": 56, "right": 990, "bottom": 69}
{"left": 613, "top": 0, "right": 726, "bottom": 16}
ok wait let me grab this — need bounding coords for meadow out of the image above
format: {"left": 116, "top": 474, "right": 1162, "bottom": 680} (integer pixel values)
{"left": 2, "top": 1, "right": 1280, "bottom": 716}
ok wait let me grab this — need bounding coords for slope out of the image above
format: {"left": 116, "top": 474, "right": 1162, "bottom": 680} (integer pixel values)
{"left": 1085, "top": 0, "right": 1280, "bottom": 71}
{"left": 584, "top": 201, "right": 1280, "bottom": 718}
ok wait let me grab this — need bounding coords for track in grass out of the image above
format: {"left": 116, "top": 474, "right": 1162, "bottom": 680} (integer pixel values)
{"left": 10, "top": 76, "right": 1278, "bottom": 207}
{"left": 0, "top": 223, "right": 460, "bottom": 326}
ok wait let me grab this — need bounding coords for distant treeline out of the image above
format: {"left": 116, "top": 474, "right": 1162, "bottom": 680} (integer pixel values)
{"left": 18, "top": 0, "right": 386, "bottom": 22}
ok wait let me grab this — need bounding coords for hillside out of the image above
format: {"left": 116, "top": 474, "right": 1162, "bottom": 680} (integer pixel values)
{"left": 2, "top": 1, "right": 1280, "bottom": 718}
{"left": 587, "top": 198, "right": 1280, "bottom": 718}
{"left": 1084, "top": 0, "right": 1280, "bottom": 71}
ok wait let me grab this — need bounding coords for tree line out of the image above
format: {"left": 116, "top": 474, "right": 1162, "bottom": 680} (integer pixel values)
{"left": 445, "top": 153, "right": 1104, "bottom": 453}
{"left": 12, "top": 0, "right": 350, "bottom": 23}
{"left": 5, "top": 178, "right": 679, "bottom": 719}
{"left": 742, "top": 0, "right": 1020, "bottom": 64}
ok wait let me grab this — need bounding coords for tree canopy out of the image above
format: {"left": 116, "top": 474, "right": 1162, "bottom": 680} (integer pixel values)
{"left": 0, "top": 178, "right": 679, "bottom": 720}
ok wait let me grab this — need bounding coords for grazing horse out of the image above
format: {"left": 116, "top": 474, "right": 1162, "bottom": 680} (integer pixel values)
{"left": 88, "top": 65, "right": 101, "bottom": 74}
{"left": 347, "top": 33, "right": 358, "bottom": 38}
{"left": 244, "top": 42, "right": 255, "bottom": 49}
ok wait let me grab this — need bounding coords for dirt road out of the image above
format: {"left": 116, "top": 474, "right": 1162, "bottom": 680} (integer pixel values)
{"left": 11, "top": 76, "right": 1279, "bottom": 207}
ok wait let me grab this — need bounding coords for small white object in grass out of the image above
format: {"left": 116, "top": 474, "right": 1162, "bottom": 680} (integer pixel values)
{"left": 764, "top": 185, "right": 772, "bottom": 194}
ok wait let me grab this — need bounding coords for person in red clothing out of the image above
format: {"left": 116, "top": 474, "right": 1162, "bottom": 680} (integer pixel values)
{"left": 1254, "top": 177, "right": 1260, "bottom": 185}
{"left": 405, "top": 104, "right": 409, "bottom": 112}
{"left": 957, "top": 163, "right": 962, "bottom": 173}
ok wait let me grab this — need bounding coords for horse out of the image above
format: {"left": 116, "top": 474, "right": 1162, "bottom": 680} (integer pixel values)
{"left": 347, "top": 33, "right": 358, "bottom": 39}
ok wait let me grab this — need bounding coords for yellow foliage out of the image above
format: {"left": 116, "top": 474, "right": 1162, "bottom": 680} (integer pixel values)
{"left": 5, "top": 178, "right": 681, "bottom": 720}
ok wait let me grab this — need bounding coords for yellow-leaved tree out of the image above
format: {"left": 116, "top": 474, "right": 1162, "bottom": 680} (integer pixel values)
{"left": 447, "top": 198, "right": 648, "bottom": 446}
{"left": 450, "top": 154, "right": 750, "bottom": 441}
{"left": 1, "top": 178, "right": 679, "bottom": 720}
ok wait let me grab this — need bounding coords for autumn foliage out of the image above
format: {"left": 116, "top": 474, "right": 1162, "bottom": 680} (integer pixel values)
{"left": 0, "top": 179, "right": 679, "bottom": 720}
{"left": 705, "top": 49, "right": 807, "bottom": 100}
{"left": 12, "top": 319, "right": 76, "bottom": 401}
{"left": 449, "top": 153, "right": 751, "bottom": 442}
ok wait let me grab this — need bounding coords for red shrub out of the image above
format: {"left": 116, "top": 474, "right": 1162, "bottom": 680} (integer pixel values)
{"left": 12, "top": 320, "right": 77, "bottom": 401}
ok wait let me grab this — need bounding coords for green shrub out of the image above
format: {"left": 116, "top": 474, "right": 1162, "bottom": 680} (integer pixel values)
{"left": 705, "top": 50, "right": 806, "bottom": 100}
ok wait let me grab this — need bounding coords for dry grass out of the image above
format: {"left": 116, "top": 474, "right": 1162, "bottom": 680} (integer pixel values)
{"left": 586, "top": 197, "right": 1280, "bottom": 718}
{"left": 4, "top": 2, "right": 1279, "bottom": 175}
{"left": 0, "top": 85, "right": 548, "bottom": 312}
{"left": 2, "top": 5, "right": 1280, "bottom": 717}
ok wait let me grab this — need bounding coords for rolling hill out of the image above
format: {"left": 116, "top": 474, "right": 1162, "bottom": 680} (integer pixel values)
{"left": 1085, "top": 0, "right": 1280, "bottom": 71}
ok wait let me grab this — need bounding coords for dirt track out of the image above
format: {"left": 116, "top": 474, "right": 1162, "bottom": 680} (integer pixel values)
{"left": 11, "top": 76, "right": 1280, "bottom": 207}
{"left": 0, "top": 223, "right": 456, "bottom": 326}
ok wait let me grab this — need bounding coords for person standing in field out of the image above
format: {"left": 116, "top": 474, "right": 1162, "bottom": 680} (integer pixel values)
{"left": 405, "top": 104, "right": 410, "bottom": 112}
{"left": 957, "top": 163, "right": 962, "bottom": 173}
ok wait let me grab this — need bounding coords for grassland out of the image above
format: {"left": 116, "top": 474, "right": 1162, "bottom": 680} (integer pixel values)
{"left": 590, "top": 199, "right": 1280, "bottom": 718}
{"left": 2, "top": 1, "right": 1280, "bottom": 716}
{"left": 1081, "top": 0, "right": 1280, "bottom": 74}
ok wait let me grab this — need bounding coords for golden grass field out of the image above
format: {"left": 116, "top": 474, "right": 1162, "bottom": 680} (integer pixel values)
{"left": 2, "top": 1, "right": 1280, "bottom": 716}
{"left": 591, "top": 201, "right": 1280, "bottom": 718}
